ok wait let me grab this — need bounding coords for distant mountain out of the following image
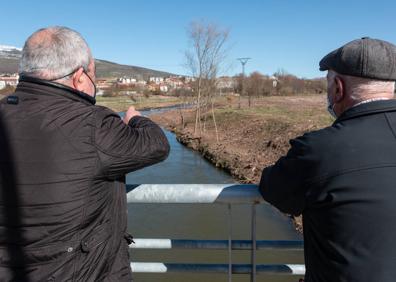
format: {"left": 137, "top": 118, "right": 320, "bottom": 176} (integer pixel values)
{"left": 0, "top": 45, "right": 175, "bottom": 79}
{"left": 95, "top": 59, "right": 173, "bottom": 79}
{"left": 0, "top": 45, "right": 22, "bottom": 73}
{"left": 0, "top": 45, "right": 22, "bottom": 59}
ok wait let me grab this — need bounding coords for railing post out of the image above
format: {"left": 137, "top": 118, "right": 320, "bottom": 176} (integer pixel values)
{"left": 227, "top": 203, "right": 232, "bottom": 282}
{"left": 251, "top": 203, "right": 257, "bottom": 282}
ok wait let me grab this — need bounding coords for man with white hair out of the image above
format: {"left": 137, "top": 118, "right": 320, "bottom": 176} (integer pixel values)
{"left": 0, "top": 26, "right": 169, "bottom": 280}
{"left": 259, "top": 37, "right": 396, "bottom": 281}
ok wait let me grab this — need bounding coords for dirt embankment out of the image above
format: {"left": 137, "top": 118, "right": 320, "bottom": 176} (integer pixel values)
{"left": 150, "top": 95, "right": 333, "bottom": 231}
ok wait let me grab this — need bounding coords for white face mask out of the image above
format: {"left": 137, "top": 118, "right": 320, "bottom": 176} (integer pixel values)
{"left": 327, "top": 95, "right": 337, "bottom": 119}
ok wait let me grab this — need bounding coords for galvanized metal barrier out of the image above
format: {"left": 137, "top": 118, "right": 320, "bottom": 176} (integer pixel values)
{"left": 126, "top": 184, "right": 305, "bottom": 281}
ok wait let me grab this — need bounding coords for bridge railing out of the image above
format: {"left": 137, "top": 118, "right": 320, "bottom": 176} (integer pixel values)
{"left": 126, "top": 184, "right": 305, "bottom": 282}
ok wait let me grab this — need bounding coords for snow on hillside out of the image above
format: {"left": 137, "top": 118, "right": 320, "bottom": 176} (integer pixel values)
{"left": 0, "top": 45, "right": 22, "bottom": 52}
{"left": 0, "top": 45, "right": 22, "bottom": 59}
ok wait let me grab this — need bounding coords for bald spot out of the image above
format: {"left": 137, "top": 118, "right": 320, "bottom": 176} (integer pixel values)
{"left": 26, "top": 28, "right": 58, "bottom": 49}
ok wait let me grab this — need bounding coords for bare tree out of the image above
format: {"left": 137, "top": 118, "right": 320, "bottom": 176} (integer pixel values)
{"left": 185, "top": 21, "right": 229, "bottom": 139}
{"left": 247, "top": 71, "right": 265, "bottom": 100}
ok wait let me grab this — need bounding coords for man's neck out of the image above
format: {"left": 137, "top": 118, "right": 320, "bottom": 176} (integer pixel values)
{"left": 352, "top": 97, "right": 391, "bottom": 108}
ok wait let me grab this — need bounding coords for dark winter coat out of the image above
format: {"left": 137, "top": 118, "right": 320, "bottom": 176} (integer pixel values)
{"left": 260, "top": 100, "right": 396, "bottom": 282}
{"left": 0, "top": 77, "right": 170, "bottom": 281}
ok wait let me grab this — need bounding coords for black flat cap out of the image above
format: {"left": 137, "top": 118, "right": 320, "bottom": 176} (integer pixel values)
{"left": 319, "top": 37, "right": 396, "bottom": 81}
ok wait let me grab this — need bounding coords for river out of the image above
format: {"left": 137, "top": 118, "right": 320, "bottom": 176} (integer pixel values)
{"left": 124, "top": 109, "right": 304, "bottom": 282}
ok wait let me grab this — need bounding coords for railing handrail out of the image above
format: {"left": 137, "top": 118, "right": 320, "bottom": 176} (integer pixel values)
{"left": 131, "top": 238, "right": 304, "bottom": 250}
{"left": 130, "top": 262, "right": 306, "bottom": 275}
{"left": 126, "top": 184, "right": 264, "bottom": 204}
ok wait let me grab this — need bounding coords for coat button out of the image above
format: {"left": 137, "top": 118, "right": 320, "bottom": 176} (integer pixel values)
{"left": 81, "top": 241, "right": 90, "bottom": 253}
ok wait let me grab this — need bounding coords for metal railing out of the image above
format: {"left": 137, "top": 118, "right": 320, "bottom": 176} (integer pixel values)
{"left": 126, "top": 184, "right": 305, "bottom": 281}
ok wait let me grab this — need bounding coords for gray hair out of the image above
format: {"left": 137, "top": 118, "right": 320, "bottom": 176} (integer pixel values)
{"left": 19, "top": 26, "right": 91, "bottom": 80}
{"left": 330, "top": 70, "right": 395, "bottom": 102}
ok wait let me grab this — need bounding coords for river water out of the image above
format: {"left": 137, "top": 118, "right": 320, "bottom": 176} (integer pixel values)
{"left": 124, "top": 109, "right": 304, "bottom": 282}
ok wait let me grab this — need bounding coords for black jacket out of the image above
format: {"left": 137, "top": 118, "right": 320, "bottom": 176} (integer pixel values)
{"left": 0, "top": 78, "right": 170, "bottom": 281}
{"left": 260, "top": 100, "right": 396, "bottom": 282}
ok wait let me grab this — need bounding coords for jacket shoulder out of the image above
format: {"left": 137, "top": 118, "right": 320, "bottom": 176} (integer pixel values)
{"left": 295, "top": 124, "right": 339, "bottom": 146}
{"left": 93, "top": 105, "right": 118, "bottom": 117}
{"left": 92, "top": 105, "right": 122, "bottom": 125}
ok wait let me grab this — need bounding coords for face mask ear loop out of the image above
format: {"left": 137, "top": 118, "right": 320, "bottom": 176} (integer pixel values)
{"left": 83, "top": 69, "right": 97, "bottom": 98}
{"left": 327, "top": 95, "right": 337, "bottom": 119}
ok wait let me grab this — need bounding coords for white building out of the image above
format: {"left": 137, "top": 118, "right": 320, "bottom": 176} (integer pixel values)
{"left": 136, "top": 80, "right": 147, "bottom": 85}
{"left": 184, "top": 76, "right": 196, "bottom": 83}
{"left": 270, "top": 76, "right": 278, "bottom": 88}
{"left": 119, "top": 77, "right": 137, "bottom": 84}
{"left": 0, "top": 74, "right": 19, "bottom": 87}
{"left": 149, "top": 77, "right": 164, "bottom": 84}
{"left": 216, "top": 77, "right": 236, "bottom": 89}
{"left": 159, "top": 85, "right": 168, "bottom": 92}
{"left": 165, "top": 77, "right": 184, "bottom": 89}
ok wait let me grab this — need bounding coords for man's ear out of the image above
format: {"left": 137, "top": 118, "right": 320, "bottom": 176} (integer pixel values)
{"left": 72, "top": 67, "right": 85, "bottom": 91}
{"left": 334, "top": 76, "right": 344, "bottom": 103}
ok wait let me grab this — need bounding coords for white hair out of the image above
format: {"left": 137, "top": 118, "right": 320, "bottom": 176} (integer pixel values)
{"left": 330, "top": 70, "right": 395, "bottom": 102}
{"left": 19, "top": 26, "right": 91, "bottom": 80}
{"left": 346, "top": 76, "right": 395, "bottom": 101}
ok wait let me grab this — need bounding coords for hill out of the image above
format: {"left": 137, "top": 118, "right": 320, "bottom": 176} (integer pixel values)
{"left": 95, "top": 59, "right": 173, "bottom": 79}
{"left": 0, "top": 45, "right": 175, "bottom": 79}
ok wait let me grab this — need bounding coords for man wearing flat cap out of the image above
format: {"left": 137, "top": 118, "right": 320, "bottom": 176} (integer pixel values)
{"left": 259, "top": 37, "right": 396, "bottom": 282}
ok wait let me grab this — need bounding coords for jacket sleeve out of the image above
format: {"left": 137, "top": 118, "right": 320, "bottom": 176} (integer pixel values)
{"left": 93, "top": 107, "right": 170, "bottom": 179}
{"left": 259, "top": 134, "right": 316, "bottom": 216}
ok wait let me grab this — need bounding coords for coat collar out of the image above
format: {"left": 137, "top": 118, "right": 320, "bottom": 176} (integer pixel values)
{"left": 16, "top": 76, "right": 96, "bottom": 105}
{"left": 335, "top": 99, "right": 396, "bottom": 123}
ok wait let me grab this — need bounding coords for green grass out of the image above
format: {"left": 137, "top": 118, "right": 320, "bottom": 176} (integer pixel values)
{"left": 213, "top": 101, "right": 333, "bottom": 129}
{"left": 96, "top": 95, "right": 184, "bottom": 112}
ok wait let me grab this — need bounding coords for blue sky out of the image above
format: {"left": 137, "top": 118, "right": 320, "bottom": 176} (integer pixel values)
{"left": 1, "top": 0, "right": 395, "bottom": 78}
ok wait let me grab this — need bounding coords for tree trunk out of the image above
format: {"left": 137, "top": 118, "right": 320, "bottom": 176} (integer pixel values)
{"left": 194, "top": 77, "right": 202, "bottom": 136}
{"left": 179, "top": 108, "right": 185, "bottom": 129}
{"left": 211, "top": 98, "right": 219, "bottom": 143}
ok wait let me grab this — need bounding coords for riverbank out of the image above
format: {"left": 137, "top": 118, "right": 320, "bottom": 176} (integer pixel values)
{"left": 149, "top": 95, "right": 333, "bottom": 231}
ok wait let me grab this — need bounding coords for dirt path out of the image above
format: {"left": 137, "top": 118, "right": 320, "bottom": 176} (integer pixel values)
{"left": 150, "top": 95, "right": 333, "bottom": 231}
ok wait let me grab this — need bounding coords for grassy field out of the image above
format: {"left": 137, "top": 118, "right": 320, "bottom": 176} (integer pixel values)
{"left": 96, "top": 95, "right": 185, "bottom": 112}
{"left": 213, "top": 95, "right": 333, "bottom": 130}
